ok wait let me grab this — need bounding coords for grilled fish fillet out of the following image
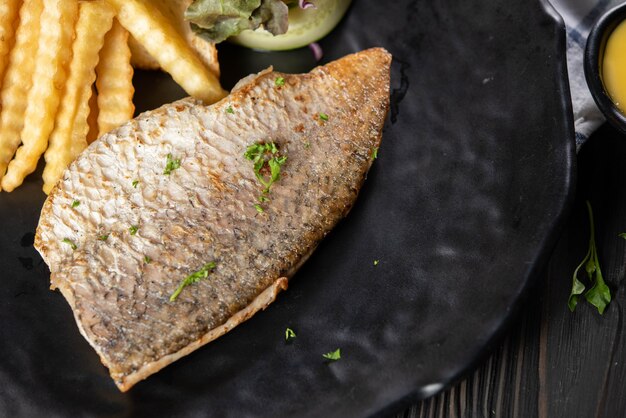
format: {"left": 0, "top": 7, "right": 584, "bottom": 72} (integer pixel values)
{"left": 35, "top": 48, "right": 391, "bottom": 391}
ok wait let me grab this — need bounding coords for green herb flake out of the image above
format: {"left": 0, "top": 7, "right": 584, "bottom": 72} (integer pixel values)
{"left": 322, "top": 348, "right": 341, "bottom": 362}
{"left": 129, "top": 225, "right": 139, "bottom": 235}
{"left": 144, "top": 255, "right": 152, "bottom": 264}
{"left": 275, "top": 76, "right": 285, "bottom": 87}
{"left": 170, "top": 262, "right": 217, "bottom": 301}
{"left": 163, "top": 153, "right": 181, "bottom": 175}
{"left": 244, "top": 141, "right": 287, "bottom": 210}
{"left": 374, "top": 260, "right": 380, "bottom": 266}
{"left": 98, "top": 234, "right": 109, "bottom": 241}
{"left": 71, "top": 200, "right": 80, "bottom": 208}
{"left": 254, "top": 204, "right": 264, "bottom": 213}
{"left": 132, "top": 180, "right": 139, "bottom": 188}
{"left": 319, "top": 112, "right": 329, "bottom": 122}
{"left": 371, "top": 147, "right": 379, "bottom": 160}
{"left": 285, "top": 327, "right": 296, "bottom": 342}
{"left": 569, "top": 201, "right": 612, "bottom": 314}
{"left": 226, "top": 105, "right": 234, "bottom": 114}
{"left": 62, "top": 238, "right": 77, "bottom": 250}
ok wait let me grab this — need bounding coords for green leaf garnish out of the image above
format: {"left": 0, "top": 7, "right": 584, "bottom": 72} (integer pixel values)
{"left": 254, "top": 204, "right": 264, "bottom": 213}
{"left": 71, "top": 200, "right": 80, "bottom": 208}
{"left": 569, "top": 201, "right": 612, "bottom": 314}
{"left": 170, "top": 262, "right": 217, "bottom": 301}
{"left": 322, "top": 348, "right": 341, "bottom": 361}
{"left": 98, "top": 234, "right": 109, "bottom": 241}
{"left": 285, "top": 327, "right": 296, "bottom": 341}
{"left": 163, "top": 153, "right": 181, "bottom": 175}
{"left": 619, "top": 232, "right": 626, "bottom": 239}
{"left": 144, "top": 255, "right": 152, "bottom": 264}
{"left": 319, "top": 112, "right": 329, "bottom": 122}
{"left": 129, "top": 225, "right": 138, "bottom": 235}
{"left": 244, "top": 141, "right": 287, "bottom": 210}
{"left": 185, "top": 0, "right": 289, "bottom": 43}
{"left": 371, "top": 147, "right": 379, "bottom": 160}
{"left": 132, "top": 180, "right": 139, "bottom": 188}
{"left": 226, "top": 105, "right": 234, "bottom": 114}
{"left": 275, "top": 76, "right": 285, "bottom": 87}
{"left": 62, "top": 238, "right": 77, "bottom": 250}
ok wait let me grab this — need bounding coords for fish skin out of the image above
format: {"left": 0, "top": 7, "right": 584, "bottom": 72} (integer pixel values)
{"left": 35, "top": 48, "right": 392, "bottom": 391}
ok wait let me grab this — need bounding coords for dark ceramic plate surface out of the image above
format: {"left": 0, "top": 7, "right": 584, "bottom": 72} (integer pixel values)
{"left": 0, "top": 0, "right": 574, "bottom": 416}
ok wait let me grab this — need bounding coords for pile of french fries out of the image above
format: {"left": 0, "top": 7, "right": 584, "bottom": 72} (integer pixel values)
{"left": 0, "top": 0, "right": 226, "bottom": 194}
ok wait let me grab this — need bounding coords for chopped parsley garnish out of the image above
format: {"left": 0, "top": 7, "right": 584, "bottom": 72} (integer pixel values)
{"left": 254, "top": 204, "right": 264, "bottom": 213}
{"left": 226, "top": 105, "right": 234, "bottom": 114}
{"left": 62, "top": 238, "right": 77, "bottom": 250}
{"left": 244, "top": 141, "right": 287, "bottom": 210}
{"left": 98, "top": 234, "right": 109, "bottom": 241}
{"left": 144, "top": 255, "right": 152, "bottom": 264}
{"left": 319, "top": 112, "right": 329, "bottom": 122}
{"left": 132, "top": 180, "right": 139, "bottom": 188}
{"left": 569, "top": 201, "right": 611, "bottom": 314}
{"left": 371, "top": 147, "right": 379, "bottom": 160}
{"left": 275, "top": 76, "right": 285, "bottom": 87}
{"left": 285, "top": 328, "right": 296, "bottom": 342}
{"left": 373, "top": 260, "right": 379, "bottom": 266}
{"left": 71, "top": 200, "right": 80, "bottom": 208}
{"left": 322, "top": 348, "right": 341, "bottom": 361}
{"left": 304, "top": 140, "right": 311, "bottom": 149}
{"left": 170, "top": 262, "right": 216, "bottom": 301}
{"left": 129, "top": 225, "right": 138, "bottom": 235}
{"left": 163, "top": 153, "right": 181, "bottom": 175}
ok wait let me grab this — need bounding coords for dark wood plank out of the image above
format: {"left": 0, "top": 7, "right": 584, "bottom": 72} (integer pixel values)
{"left": 395, "top": 124, "right": 626, "bottom": 418}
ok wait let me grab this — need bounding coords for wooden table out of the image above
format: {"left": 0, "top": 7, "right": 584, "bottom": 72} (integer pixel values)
{"left": 397, "top": 123, "right": 626, "bottom": 417}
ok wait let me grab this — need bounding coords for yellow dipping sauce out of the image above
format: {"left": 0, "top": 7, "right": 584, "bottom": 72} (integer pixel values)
{"left": 603, "top": 20, "right": 626, "bottom": 115}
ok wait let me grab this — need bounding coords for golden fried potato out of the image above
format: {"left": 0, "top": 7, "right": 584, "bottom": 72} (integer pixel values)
{"left": 106, "top": 0, "right": 226, "bottom": 104}
{"left": 96, "top": 19, "right": 134, "bottom": 137}
{"left": 1, "top": 0, "right": 78, "bottom": 192}
{"left": 43, "top": 0, "right": 115, "bottom": 194}
{"left": 0, "top": 0, "right": 43, "bottom": 183}
{"left": 128, "top": 0, "right": 219, "bottom": 77}
{"left": 0, "top": 0, "right": 22, "bottom": 89}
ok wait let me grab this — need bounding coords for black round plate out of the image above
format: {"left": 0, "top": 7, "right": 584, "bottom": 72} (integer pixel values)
{"left": 0, "top": 0, "right": 574, "bottom": 416}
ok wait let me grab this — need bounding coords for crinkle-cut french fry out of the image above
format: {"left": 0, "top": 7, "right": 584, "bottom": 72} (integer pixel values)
{"left": 1, "top": 0, "right": 78, "bottom": 192}
{"left": 106, "top": 0, "right": 226, "bottom": 104}
{"left": 127, "top": 0, "right": 220, "bottom": 77}
{"left": 0, "top": 0, "right": 43, "bottom": 183}
{"left": 0, "top": 0, "right": 22, "bottom": 89}
{"left": 87, "top": 84, "right": 99, "bottom": 144}
{"left": 42, "top": 0, "right": 114, "bottom": 194}
{"left": 96, "top": 19, "right": 134, "bottom": 137}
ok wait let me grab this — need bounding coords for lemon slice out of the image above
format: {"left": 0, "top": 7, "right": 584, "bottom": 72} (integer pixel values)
{"left": 230, "top": 0, "right": 352, "bottom": 51}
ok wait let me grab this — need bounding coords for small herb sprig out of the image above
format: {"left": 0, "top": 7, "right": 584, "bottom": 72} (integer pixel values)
{"left": 322, "top": 348, "right": 341, "bottom": 362}
{"left": 170, "top": 262, "right": 216, "bottom": 301}
{"left": 285, "top": 327, "right": 296, "bottom": 342}
{"left": 244, "top": 142, "right": 287, "bottom": 210}
{"left": 569, "top": 201, "right": 612, "bottom": 314}
{"left": 164, "top": 153, "right": 181, "bottom": 175}
{"left": 62, "top": 238, "right": 77, "bottom": 250}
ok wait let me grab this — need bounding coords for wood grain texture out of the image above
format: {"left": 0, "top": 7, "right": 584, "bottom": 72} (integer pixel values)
{"left": 396, "top": 123, "right": 626, "bottom": 418}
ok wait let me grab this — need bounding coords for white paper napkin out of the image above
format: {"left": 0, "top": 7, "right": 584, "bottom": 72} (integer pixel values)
{"left": 549, "top": 0, "right": 622, "bottom": 149}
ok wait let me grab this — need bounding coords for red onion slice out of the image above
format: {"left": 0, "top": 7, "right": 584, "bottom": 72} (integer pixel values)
{"left": 309, "top": 42, "right": 323, "bottom": 61}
